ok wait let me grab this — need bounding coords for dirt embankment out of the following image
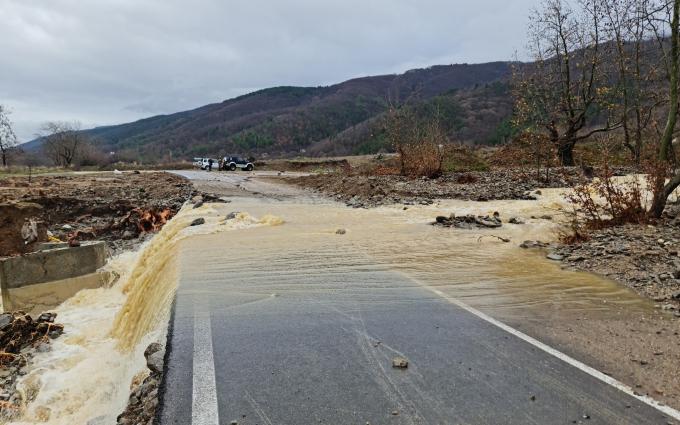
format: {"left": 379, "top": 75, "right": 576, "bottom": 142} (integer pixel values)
{"left": 292, "top": 168, "right": 585, "bottom": 207}
{"left": 0, "top": 172, "right": 195, "bottom": 255}
{"left": 553, "top": 204, "right": 680, "bottom": 313}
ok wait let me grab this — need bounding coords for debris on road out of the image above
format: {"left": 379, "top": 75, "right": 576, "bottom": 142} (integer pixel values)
{"left": 392, "top": 357, "right": 409, "bottom": 369}
{"left": 433, "top": 212, "right": 502, "bottom": 229}
{"left": 519, "top": 240, "right": 550, "bottom": 249}
{"left": 190, "top": 218, "right": 206, "bottom": 227}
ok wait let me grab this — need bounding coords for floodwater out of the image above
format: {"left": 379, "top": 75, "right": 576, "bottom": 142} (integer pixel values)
{"left": 8, "top": 205, "right": 283, "bottom": 425}
{"left": 7, "top": 184, "right": 655, "bottom": 424}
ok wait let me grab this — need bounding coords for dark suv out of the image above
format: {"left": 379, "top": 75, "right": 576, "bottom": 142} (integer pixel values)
{"left": 222, "top": 156, "right": 254, "bottom": 171}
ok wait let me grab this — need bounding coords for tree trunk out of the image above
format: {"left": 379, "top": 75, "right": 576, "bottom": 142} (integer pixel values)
{"left": 1, "top": 151, "right": 6, "bottom": 167}
{"left": 557, "top": 139, "right": 576, "bottom": 166}
{"left": 650, "top": 0, "right": 680, "bottom": 218}
{"left": 650, "top": 173, "right": 680, "bottom": 218}
{"left": 660, "top": 1, "right": 680, "bottom": 163}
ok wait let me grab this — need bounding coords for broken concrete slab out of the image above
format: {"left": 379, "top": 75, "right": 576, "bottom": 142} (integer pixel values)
{"left": 0, "top": 241, "right": 107, "bottom": 290}
{"left": 2, "top": 270, "right": 114, "bottom": 314}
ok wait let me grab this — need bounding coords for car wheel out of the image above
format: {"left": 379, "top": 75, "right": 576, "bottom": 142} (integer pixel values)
{"left": 246, "top": 164, "right": 253, "bottom": 171}
{"left": 229, "top": 164, "right": 237, "bottom": 171}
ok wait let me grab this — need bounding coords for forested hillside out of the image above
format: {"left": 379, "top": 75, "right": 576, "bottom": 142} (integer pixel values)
{"left": 61, "top": 62, "right": 512, "bottom": 160}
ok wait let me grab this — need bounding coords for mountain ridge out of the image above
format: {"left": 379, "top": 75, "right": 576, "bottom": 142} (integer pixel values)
{"left": 27, "top": 61, "right": 515, "bottom": 160}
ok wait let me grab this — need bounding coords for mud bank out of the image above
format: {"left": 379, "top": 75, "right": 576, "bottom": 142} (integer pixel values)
{"left": 292, "top": 167, "right": 585, "bottom": 207}
{"left": 0, "top": 172, "right": 193, "bottom": 255}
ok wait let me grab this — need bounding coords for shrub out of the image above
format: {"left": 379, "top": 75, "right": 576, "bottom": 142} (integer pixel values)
{"left": 565, "top": 165, "right": 647, "bottom": 230}
{"left": 441, "top": 145, "right": 489, "bottom": 172}
{"left": 386, "top": 107, "right": 445, "bottom": 178}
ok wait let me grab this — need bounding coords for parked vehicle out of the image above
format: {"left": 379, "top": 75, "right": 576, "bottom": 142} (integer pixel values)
{"left": 222, "top": 156, "right": 254, "bottom": 171}
{"left": 194, "top": 158, "right": 219, "bottom": 170}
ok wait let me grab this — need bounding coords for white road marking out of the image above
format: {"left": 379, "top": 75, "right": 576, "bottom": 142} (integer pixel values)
{"left": 425, "top": 285, "right": 680, "bottom": 422}
{"left": 192, "top": 308, "right": 220, "bottom": 425}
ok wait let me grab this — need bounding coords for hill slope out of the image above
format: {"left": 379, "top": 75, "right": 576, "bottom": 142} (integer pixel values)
{"left": 33, "top": 62, "right": 514, "bottom": 160}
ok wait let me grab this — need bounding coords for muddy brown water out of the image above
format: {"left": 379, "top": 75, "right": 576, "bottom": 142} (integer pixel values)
{"left": 6, "top": 187, "right": 661, "bottom": 424}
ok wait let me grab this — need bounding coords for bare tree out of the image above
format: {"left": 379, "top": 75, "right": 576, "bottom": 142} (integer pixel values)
{"left": 0, "top": 105, "right": 18, "bottom": 167}
{"left": 514, "top": 0, "right": 621, "bottom": 166}
{"left": 40, "top": 121, "right": 87, "bottom": 167}
{"left": 650, "top": 0, "right": 680, "bottom": 217}
{"left": 601, "top": 0, "right": 663, "bottom": 164}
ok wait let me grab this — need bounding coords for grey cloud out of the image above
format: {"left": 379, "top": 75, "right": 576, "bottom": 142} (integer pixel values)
{"left": 0, "top": 0, "right": 539, "bottom": 142}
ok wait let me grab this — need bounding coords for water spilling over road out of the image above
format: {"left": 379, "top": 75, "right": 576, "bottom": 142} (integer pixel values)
{"left": 8, "top": 204, "right": 282, "bottom": 425}
{"left": 181, "top": 193, "right": 651, "bottom": 325}
{"left": 7, "top": 175, "right": 659, "bottom": 424}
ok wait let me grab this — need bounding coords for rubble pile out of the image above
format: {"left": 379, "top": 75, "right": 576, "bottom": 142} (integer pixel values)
{"left": 293, "top": 168, "right": 585, "bottom": 208}
{"left": 555, "top": 219, "right": 680, "bottom": 313}
{"left": 0, "top": 312, "right": 63, "bottom": 420}
{"left": 433, "top": 212, "right": 502, "bottom": 229}
{"left": 117, "top": 343, "right": 165, "bottom": 425}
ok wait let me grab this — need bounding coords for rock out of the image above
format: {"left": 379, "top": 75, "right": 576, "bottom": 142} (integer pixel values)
{"left": 145, "top": 343, "right": 164, "bottom": 374}
{"left": 509, "top": 217, "right": 525, "bottom": 224}
{"left": 192, "top": 201, "right": 204, "bottom": 209}
{"left": 0, "top": 313, "right": 13, "bottom": 331}
{"left": 189, "top": 218, "right": 205, "bottom": 227}
{"left": 546, "top": 253, "right": 564, "bottom": 261}
{"left": 540, "top": 215, "right": 553, "bottom": 220}
{"left": 122, "top": 230, "right": 136, "bottom": 240}
{"left": 392, "top": 357, "right": 409, "bottom": 369}
{"left": 433, "top": 213, "right": 501, "bottom": 229}
{"left": 336, "top": 229, "right": 346, "bottom": 235}
{"left": 520, "top": 240, "right": 548, "bottom": 249}
{"left": 37, "top": 312, "right": 56, "bottom": 323}
{"left": 146, "top": 351, "right": 164, "bottom": 374}
{"left": 226, "top": 212, "right": 240, "bottom": 220}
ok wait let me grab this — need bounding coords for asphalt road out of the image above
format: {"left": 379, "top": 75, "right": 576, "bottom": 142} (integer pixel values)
{"left": 157, "top": 223, "right": 679, "bottom": 425}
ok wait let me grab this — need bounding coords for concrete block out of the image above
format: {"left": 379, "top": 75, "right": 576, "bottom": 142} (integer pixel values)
{"left": 2, "top": 270, "right": 115, "bottom": 315}
{"left": 0, "top": 241, "right": 108, "bottom": 290}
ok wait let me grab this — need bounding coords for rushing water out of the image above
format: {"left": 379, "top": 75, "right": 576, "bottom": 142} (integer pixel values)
{"left": 8, "top": 204, "right": 283, "bottom": 425}
{"left": 8, "top": 187, "right": 655, "bottom": 424}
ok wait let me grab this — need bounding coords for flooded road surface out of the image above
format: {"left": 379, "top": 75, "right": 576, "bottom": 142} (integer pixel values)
{"left": 158, "top": 177, "right": 678, "bottom": 425}
{"left": 9, "top": 171, "right": 678, "bottom": 424}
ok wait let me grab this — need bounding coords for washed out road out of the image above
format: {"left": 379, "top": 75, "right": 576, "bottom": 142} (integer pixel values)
{"left": 159, "top": 171, "right": 679, "bottom": 425}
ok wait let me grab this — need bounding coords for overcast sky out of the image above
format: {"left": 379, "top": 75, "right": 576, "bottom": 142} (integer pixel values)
{"left": 1, "top": 0, "right": 539, "bottom": 142}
